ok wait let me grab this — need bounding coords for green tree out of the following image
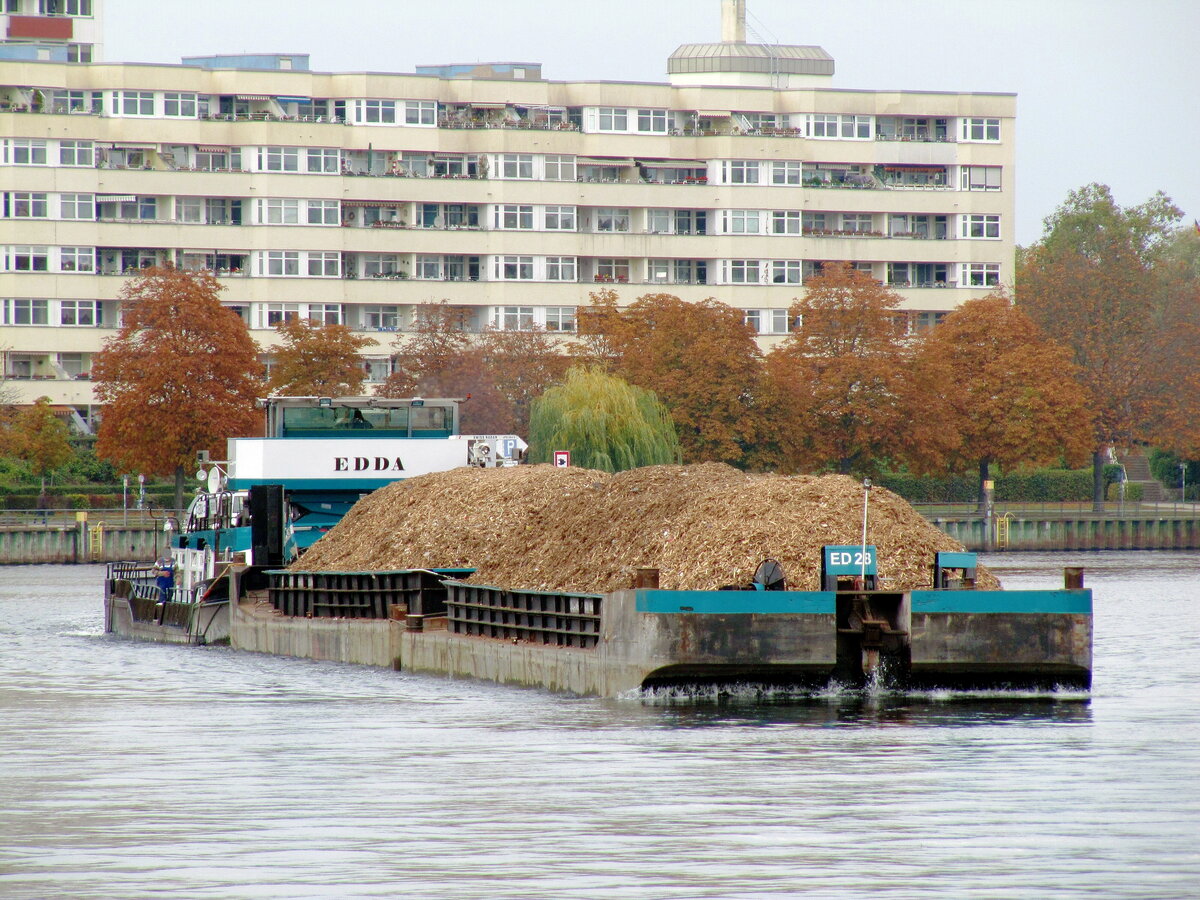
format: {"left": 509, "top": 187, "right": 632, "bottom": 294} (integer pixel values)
{"left": 765, "top": 262, "right": 914, "bottom": 475}
{"left": 528, "top": 367, "right": 681, "bottom": 472}
{"left": 91, "top": 266, "right": 264, "bottom": 510}
{"left": 575, "top": 292, "right": 766, "bottom": 467}
{"left": 911, "top": 294, "right": 1094, "bottom": 503}
{"left": 1018, "top": 184, "right": 1191, "bottom": 507}
{"left": 2, "top": 396, "right": 73, "bottom": 505}
{"left": 266, "top": 317, "right": 377, "bottom": 396}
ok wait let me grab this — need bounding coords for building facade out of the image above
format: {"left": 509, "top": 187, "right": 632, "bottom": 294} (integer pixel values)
{"left": 0, "top": 0, "right": 1014, "bottom": 428}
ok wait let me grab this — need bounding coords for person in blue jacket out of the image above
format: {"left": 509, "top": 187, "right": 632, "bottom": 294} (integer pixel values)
{"left": 154, "top": 555, "right": 175, "bottom": 604}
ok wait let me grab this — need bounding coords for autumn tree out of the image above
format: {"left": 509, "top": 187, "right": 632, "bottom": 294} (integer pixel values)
{"left": 910, "top": 294, "right": 1094, "bottom": 502}
{"left": 478, "top": 326, "right": 571, "bottom": 435}
{"left": 91, "top": 266, "right": 263, "bottom": 510}
{"left": 265, "top": 317, "right": 377, "bottom": 396}
{"left": 1, "top": 396, "right": 73, "bottom": 504}
{"left": 765, "top": 263, "right": 917, "bottom": 475}
{"left": 528, "top": 367, "right": 680, "bottom": 472}
{"left": 575, "top": 292, "right": 767, "bottom": 467}
{"left": 378, "top": 302, "right": 511, "bottom": 433}
{"left": 1018, "top": 184, "right": 1194, "bottom": 506}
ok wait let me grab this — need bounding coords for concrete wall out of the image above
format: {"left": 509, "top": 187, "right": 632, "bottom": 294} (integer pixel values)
{"left": 0, "top": 524, "right": 159, "bottom": 563}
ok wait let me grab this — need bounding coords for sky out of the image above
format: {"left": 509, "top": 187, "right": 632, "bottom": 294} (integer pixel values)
{"left": 103, "top": 0, "right": 1200, "bottom": 246}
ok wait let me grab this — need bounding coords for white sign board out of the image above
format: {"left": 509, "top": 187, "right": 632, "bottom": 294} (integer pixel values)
{"left": 553, "top": 450, "right": 571, "bottom": 468}
{"left": 228, "top": 438, "right": 470, "bottom": 485}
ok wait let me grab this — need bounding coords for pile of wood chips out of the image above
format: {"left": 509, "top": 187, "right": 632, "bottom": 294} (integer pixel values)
{"left": 292, "top": 463, "right": 999, "bottom": 592}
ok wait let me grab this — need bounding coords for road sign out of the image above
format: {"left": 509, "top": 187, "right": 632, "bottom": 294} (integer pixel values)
{"left": 553, "top": 450, "right": 571, "bottom": 468}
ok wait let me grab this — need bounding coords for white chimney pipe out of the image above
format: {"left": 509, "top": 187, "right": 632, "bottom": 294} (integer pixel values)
{"left": 721, "top": 0, "right": 747, "bottom": 43}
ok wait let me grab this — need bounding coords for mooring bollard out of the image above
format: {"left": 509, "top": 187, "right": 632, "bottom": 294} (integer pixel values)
{"left": 1064, "top": 567, "right": 1084, "bottom": 589}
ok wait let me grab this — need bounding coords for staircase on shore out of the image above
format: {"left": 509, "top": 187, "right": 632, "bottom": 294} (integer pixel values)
{"left": 1116, "top": 449, "right": 1170, "bottom": 502}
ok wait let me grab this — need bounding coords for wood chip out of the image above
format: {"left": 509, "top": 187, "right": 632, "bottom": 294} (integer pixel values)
{"left": 292, "top": 464, "right": 1000, "bottom": 592}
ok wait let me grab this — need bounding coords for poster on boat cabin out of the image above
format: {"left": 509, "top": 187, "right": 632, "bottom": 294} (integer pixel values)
{"left": 226, "top": 437, "right": 472, "bottom": 489}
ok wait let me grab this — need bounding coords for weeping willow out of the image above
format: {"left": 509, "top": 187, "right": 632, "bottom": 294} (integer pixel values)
{"left": 528, "top": 367, "right": 681, "bottom": 472}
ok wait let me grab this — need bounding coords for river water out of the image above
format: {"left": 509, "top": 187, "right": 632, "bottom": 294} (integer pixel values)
{"left": 0, "top": 552, "right": 1196, "bottom": 899}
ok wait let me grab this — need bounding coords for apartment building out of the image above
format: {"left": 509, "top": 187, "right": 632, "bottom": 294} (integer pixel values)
{"left": 0, "top": 0, "right": 1014, "bottom": 429}
{"left": 1, "top": 0, "right": 102, "bottom": 63}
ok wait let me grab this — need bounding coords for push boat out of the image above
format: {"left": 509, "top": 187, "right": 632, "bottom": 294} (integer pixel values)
{"left": 104, "top": 395, "right": 525, "bottom": 646}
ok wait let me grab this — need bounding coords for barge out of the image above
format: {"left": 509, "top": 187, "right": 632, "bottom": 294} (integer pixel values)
{"left": 105, "top": 549, "right": 1092, "bottom": 695}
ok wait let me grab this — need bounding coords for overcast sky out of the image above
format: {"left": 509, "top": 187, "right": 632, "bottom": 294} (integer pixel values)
{"left": 103, "top": 0, "right": 1199, "bottom": 245}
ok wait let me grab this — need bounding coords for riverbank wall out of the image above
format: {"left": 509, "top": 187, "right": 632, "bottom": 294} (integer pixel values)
{"left": 0, "top": 523, "right": 161, "bottom": 564}
{"left": 3, "top": 514, "right": 1200, "bottom": 564}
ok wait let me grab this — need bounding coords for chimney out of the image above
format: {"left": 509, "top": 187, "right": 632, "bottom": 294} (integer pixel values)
{"left": 721, "top": 0, "right": 746, "bottom": 43}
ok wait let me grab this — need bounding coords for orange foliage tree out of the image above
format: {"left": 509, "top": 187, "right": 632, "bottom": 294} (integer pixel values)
{"left": 265, "top": 317, "right": 377, "bottom": 396}
{"left": 575, "top": 291, "right": 768, "bottom": 467}
{"left": 1018, "top": 184, "right": 1192, "bottom": 504}
{"left": 2, "top": 396, "right": 73, "bottom": 502}
{"left": 765, "top": 263, "right": 916, "bottom": 475}
{"left": 911, "top": 294, "right": 1094, "bottom": 500}
{"left": 91, "top": 266, "right": 263, "bottom": 509}
{"left": 478, "top": 326, "right": 571, "bottom": 435}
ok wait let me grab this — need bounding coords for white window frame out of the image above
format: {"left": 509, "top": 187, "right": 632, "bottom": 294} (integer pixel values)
{"left": 727, "top": 259, "right": 763, "bottom": 284}
{"left": 307, "top": 252, "right": 341, "bottom": 278}
{"left": 596, "top": 208, "right": 631, "bottom": 233}
{"left": 262, "top": 198, "right": 300, "bottom": 225}
{"left": 499, "top": 154, "right": 534, "bottom": 179}
{"left": 727, "top": 160, "right": 760, "bottom": 185}
{"left": 261, "top": 250, "right": 300, "bottom": 276}
{"left": 544, "top": 306, "right": 576, "bottom": 332}
{"left": 636, "top": 109, "right": 668, "bottom": 133}
{"left": 114, "top": 90, "right": 156, "bottom": 117}
{"left": 960, "top": 166, "right": 1002, "bottom": 191}
{"left": 961, "top": 117, "right": 1001, "bottom": 142}
{"left": 59, "top": 193, "right": 93, "bottom": 220}
{"left": 494, "top": 204, "right": 534, "bottom": 230}
{"left": 544, "top": 154, "right": 576, "bottom": 181}
{"left": 10, "top": 192, "right": 48, "bottom": 218}
{"left": 544, "top": 205, "right": 576, "bottom": 231}
{"left": 771, "top": 260, "right": 801, "bottom": 284}
{"left": 494, "top": 256, "right": 535, "bottom": 281}
{"left": 772, "top": 161, "right": 802, "bottom": 185}
{"left": 962, "top": 262, "right": 1001, "bottom": 287}
{"left": 163, "top": 92, "right": 197, "bottom": 118}
{"left": 725, "top": 209, "right": 762, "bottom": 234}
{"left": 11, "top": 140, "right": 48, "bottom": 165}
{"left": 259, "top": 147, "right": 300, "bottom": 172}
{"left": 59, "top": 246, "right": 94, "bottom": 273}
{"left": 59, "top": 299, "right": 98, "bottom": 326}
{"left": 363, "top": 305, "right": 400, "bottom": 329}
{"left": 306, "top": 148, "right": 340, "bottom": 174}
{"left": 961, "top": 214, "right": 1001, "bottom": 239}
{"left": 405, "top": 100, "right": 437, "bottom": 126}
{"left": 597, "top": 107, "right": 628, "bottom": 131}
{"left": 357, "top": 99, "right": 397, "bottom": 124}
{"left": 545, "top": 257, "right": 576, "bottom": 282}
{"left": 307, "top": 200, "right": 339, "bottom": 225}
{"left": 58, "top": 140, "right": 92, "bottom": 166}
{"left": 772, "top": 210, "right": 801, "bottom": 235}
{"left": 492, "top": 306, "right": 535, "bottom": 331}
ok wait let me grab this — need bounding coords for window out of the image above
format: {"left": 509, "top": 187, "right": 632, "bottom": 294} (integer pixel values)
{"left": 495, "top": 256, "right": 534, "bottom": 280}
{"left": 416, "top": 255, "right": 442, "bottom": 279}
{"left": 726, "top": 210, "right": 761, "bottom": 234}
{"left": 807, "top": 114, "right": 870, "bottom": 139}
{"left": 596, "top": 259, "right": 629, "bottom": 281}
{"left": 264, "top": 303, "right": 301, "bottom": 326}
{"left": 196, "top": 149, "right": 240, "bottom": 172}
{"left": 961, "top": 166, "right": 1002, "bottom": 191}
{"left": 597, "top": 107, "right": 628, "bottom": 131}
{"left": 808, "top": 114, "right": 840, "bottom": 138}
{"left": 495, "top": 204, "right": 534, "bottom": 230}
{"left": 59, "top": 299, "right": 97, "bottom": 326}
{"left": 405, "top": 100, "right": 437, "bottom": 125}
{"left": 728, "top": 260, "right": 761, "bottom": 284}
{"left": 647, "top": 260, "right": 672, "bottom": 283}
{"left": 803, "top": 212, "right": 828, "bottom": 232}
{"left": 545, "top": 257, "right": 576, "bottom": 282}
{"left": 728, "top": 160, "right": 760, "bottom": 184}
{"left": 363, "top": 305, "right": 400, "bottom": 329}
{"left": 771, "top": 260, "right": 801, "bottom": 284}
{"left": 40, "top": 0, "right": 93, "bottom": 13}
{"left": 772, "top": 161, "right": 802, "bottom": 185}
{"left": 596, "top": 208, "right": 631, "bottom": 232}
{"left": 963, "top": 263, "right": 1000, "bottom": 287}
{"left": 647, "top": 209, "right": 673, "bottom": 234}
{"left": 493, "top": 306, "right": 534, "bottom": 330}
{"left": 544, "top": 205, "right": 576, "bottom": 230}
{"left": 12, "top": 140, "right": 48, "bottom": 165}
{"left": 306, "top": 148, "right": 340, "bottom": 173}
{"left": 363, "top": 357, "right": 392, "bottom": 382}
{"left": 363, "top": 254, "right": 401, "bottom": 277}
{"left": 59, "top": 247, "right": 94, "bottom": 272}
{"left": 962, "top": 214, "right": 1000, "bottom": 239}
{"left": 55, "top": 193, "right": 91, "bottom": 220}
{"left": 842, "top": 214, "right": 872, "bottom": 233}
{"left": 637, "top": 109, "right": 668, "bottom": 133}
{"left": 59, "top": 140, "right": 92, "bottom": 166}
{"left": 263, "top": 251, "right": 300, "bottom": 276}
{"left": 116, "top": 91, "right": 155, "bottom": 116}
{"left": 307, "top": 200, "right": 339, "bottom": 225}
{"left": 306, "top": 303, "right": 342, "bottom": 324}
{"left": 962, "top": 117, "right": 1001, "bottom": 142}
{"left": 260, "top": 147, "right": 300, "bottom": 172}
{"left": 772, "top": 210, "right": 801, "bottom": 234}
{"left": 359, "top": 99, "right": 396, "bottom": 124}
{"left": 544, "top": 155, "right": 576, "bottom": 181}
{"left": 10, "top": 192, "right": 48, "bottom": 218}
{"left": 263, "top": 198, "right": 299, "bottom": 225}
{"left": 544, "top": 306, "right": 576, "bottom": 332}
{"left": 7, "top": 299, "right": 49, "bottom": 325}
{"left": 307, "top": 253, "right": 340, "bottom": 277}
{"left": 840, "top": 115, "right": 872, "bottom": 138}
{"left": 177, "top": 197, "right": 202, "bottom": 223}
{"left": 164, "top": 92, "right": 197, "bottom": 117}
{"left": 499, "top": 154, "right": 533, "bottom": 179}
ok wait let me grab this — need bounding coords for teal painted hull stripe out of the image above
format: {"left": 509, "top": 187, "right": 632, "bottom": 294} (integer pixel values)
{"left": 634, "top": 589, "right": 1093, "bottom": 615}
{"left": 637, "top": 590, "right": 836, "bottom": 614}
{"left": 911, "top": 590, "right": 1092, "bottom": 614}
{"left": 229, "top": 478, "right": 405, "bottom": 491}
